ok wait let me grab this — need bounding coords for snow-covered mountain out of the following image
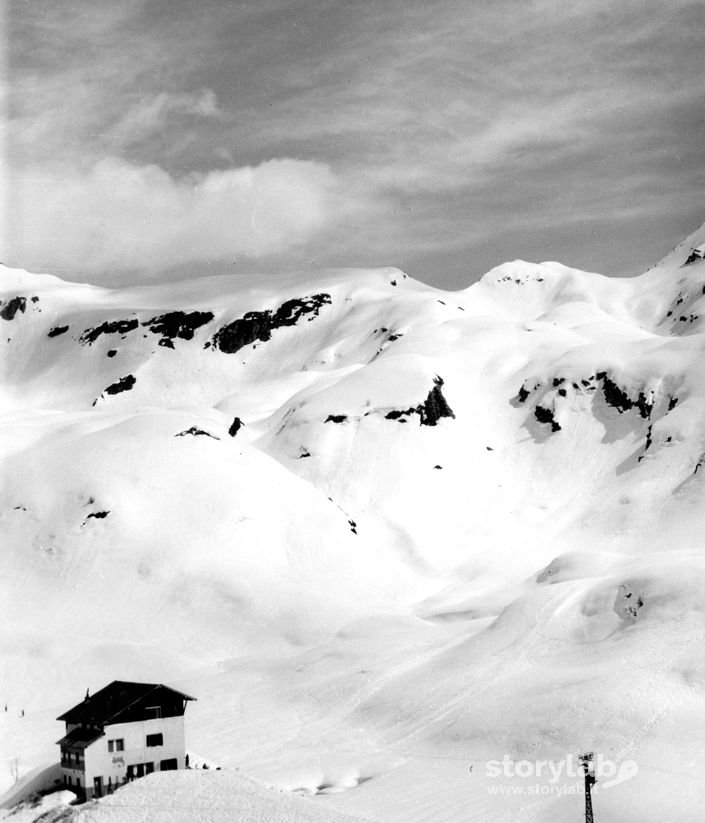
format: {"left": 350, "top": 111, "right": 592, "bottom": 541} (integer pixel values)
{"left": 2, "top": 222, "right": 705, "bottom": 822}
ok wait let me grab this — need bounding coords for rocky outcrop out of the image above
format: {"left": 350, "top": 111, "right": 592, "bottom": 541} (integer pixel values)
{"left": 144, "top": 311, "right": 214, "bottom": 342}
{"left": 81, "top": 318, "right": 139, "bottom": 344}
{"left": 0, "top": 296, "right": 27, "bottom": 320}
{"left": 104, "top": 375, "right": 136, "bottom": 395}
{"left": 384, "top": 377, "right": 455, "bottom": 426}
{"left": 211, "top": 294, "right": 331, "bottom": 354}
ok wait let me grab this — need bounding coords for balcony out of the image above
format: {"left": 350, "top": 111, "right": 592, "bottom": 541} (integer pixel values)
{"left": 60, "top": 757, "right": 85, "bottom": 771}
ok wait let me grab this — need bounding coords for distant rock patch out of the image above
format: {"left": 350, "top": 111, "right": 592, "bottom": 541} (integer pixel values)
{"left": 80, "top": 318, "right": 139, "bottom": 344}
{"left": 104, "top": 374, "right": 136, "bottom": 395}
{"left": 144, "top": 310, "right": 214, "bottom": 343}
{"left": 325, "top": 414, "right": 348, "bottom": 424}
{"left": 0, "top": 296, "right": 27, "bottom": 320}
{"left": 596, "top": 372, "right": 654, "bottom": 419}
{"left": 385, "top": 377, "right": 455, "bottom": 426}
{"left": 684, "top": 246, "right": 704, "bottom": 265}
{"left": 211, "top": 294, "right": 331, "bottom": 354}
{"left": 614, "top": 584, "right": 644, "bottom": 621}
{"left": 86, "top": 510, "right": 109, "bottom": 520}
{"left": 175, "top": 426, "right": 220, "bottom": 440}
{"left": 534, "top": 404, "right": 561, "bottom": 432}
{"left": 48, "top": 325, "right": 69, "bottom": 338}
{"left": 516, "top": 385, "right": 531, "bottom": 404}
{"left": 107, "top": 349, "right": 117, "bottom": 357}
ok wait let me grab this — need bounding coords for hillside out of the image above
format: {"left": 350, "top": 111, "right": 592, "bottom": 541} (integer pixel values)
{"left": 2, "top": 222, "right": 705, "bottom": 821}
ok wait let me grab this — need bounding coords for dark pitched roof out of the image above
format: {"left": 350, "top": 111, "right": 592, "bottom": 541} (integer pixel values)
{"left": 56, "top": 726, "right": 104, "bottom": 749}
{"left": 56, "top": 680, "right": 196, "bottom": 726}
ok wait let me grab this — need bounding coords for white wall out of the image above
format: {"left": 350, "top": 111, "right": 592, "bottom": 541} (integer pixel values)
{"left": 68, "top": 715, "right": 186, "bottom": 799}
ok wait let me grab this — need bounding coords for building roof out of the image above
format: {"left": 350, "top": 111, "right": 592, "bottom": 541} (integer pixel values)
{"left": 56, "top": 726, "right": 104, "bottom": 749}
{"left": 57, "top": 680, "right": 196, "bottom": 726}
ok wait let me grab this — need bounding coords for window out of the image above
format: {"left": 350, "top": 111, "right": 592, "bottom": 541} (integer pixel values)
{"left": 145, "top": 706, "right": 162, "bottom": 719}
{"left": 159, "top": 758, "right": 177, "bottom": 771}
{"left": 146, "top": 733, "right": 163, "bottom": 747}
{"left": 145, "top": 762, "right": 154, "bottom": 774}
{"left": 108, "top": 739, "right": 124, "bottom": 752}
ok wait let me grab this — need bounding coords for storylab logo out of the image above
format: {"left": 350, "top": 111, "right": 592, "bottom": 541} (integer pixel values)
{"left": 485, "top": 754, "right": 638, "bottom": 793}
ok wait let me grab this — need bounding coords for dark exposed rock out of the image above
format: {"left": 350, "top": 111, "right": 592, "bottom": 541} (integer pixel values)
{"left": 31, "top": 296, "right": 39, "bottom": 303}
{"left": 433, "top": 464, "right": 443, "bottom": 469}
{"left": 86, "top": 511, "right": 109, "bottom": 520}
{"left": 228, "top": 417, "right": 243, "bottom": 437}
{"left": 175, "top": 426, "right": 220, "bottom": 440}
{"left": 348, "top": 519, "right": 357, "bottom": 534}
{"left": 385, "top": 377, "right": 455, "bottom": 426}
{"left": 418, "top": 377, "right": 455, "bottom": 425}
{"left": 158, "top": 338, "right": 175, "bottom": 349}
{"left": 385, "top": 410, "right": 409, "bottom": 421}
{"left": 517, "top": 385, "right": 530, "bottom": 403}
{"left": 596, "top": 372, "right": 653, "bottom": 419}
{"left": 534, "top": 405, "right": 561, "bottom": 432}
{"left": 684, "top": 249, "right": 704, "bottom": 265}
{"left": 387, "top": 333, "right": 403, "bottom": 342}
{"left": 48, "top": 325, "right": 69, "bottom": 338}
{"left": 0, "top": 297, "right": 27, "bottom": 320}
{"left": 616, "top": 584, "right": 644, "bottom": 619}
{"left": 107, "top": 349, "right": 117, "bottom": 357}
{"left": 81, "top": 318, "right": 139, "bottom": 344}
{"left": 104, "top": 374, "right": 136, "bottom": 395}
{"left": 144, "top": 310, "right": 214, "bottom": 341}
{"left": 325, "top": 415, "right": 348, "bottom": 424}
{"left": 597, "top": 373, "right": 636, "bottom": 415}
{"left": 211, "top": 294, "right": 331, "bottom": 354}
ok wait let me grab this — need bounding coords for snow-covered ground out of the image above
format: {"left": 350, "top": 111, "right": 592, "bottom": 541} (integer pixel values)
{"left": 2, "top": 221, "right": 705, "bottom": 821}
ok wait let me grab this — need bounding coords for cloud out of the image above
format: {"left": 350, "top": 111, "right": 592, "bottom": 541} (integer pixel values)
{"left": 108, "top": 89, "right": 221, "bottom": 148}
{"left": 6, "top": 0, "right": 705, "bottom": 284}
{"left": 4, "top": 157, "right": 344, "bottom": 275}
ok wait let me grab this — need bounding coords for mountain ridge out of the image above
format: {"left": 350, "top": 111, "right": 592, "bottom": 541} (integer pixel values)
{"left": 2, "top": 223, "right": 705, "bottom": 821}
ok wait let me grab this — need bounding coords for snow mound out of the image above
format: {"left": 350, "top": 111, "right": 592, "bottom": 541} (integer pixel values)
{"left": 11, "top": 771, "right": 374, "bottom": 823}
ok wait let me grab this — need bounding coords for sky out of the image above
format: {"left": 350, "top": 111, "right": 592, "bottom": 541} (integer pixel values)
{"left": 3, "top": 0, "right": 705, "bottom": 290}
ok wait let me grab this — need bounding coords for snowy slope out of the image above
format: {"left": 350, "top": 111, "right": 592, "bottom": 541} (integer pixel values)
{"left": 1, "top": 771, "right": 373, "bottom": 823}
{"left": 2, "top": 222, "right": 705, "bottom": 821}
